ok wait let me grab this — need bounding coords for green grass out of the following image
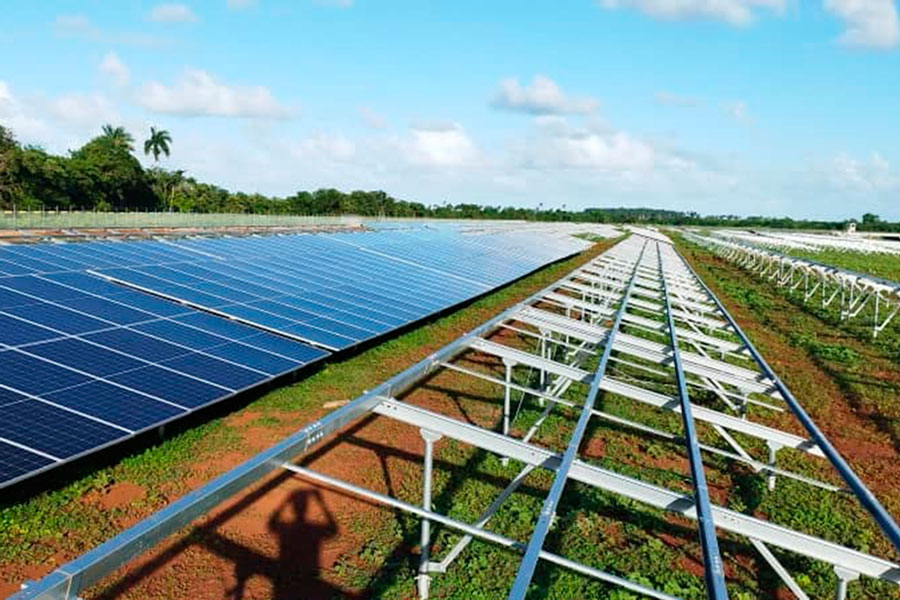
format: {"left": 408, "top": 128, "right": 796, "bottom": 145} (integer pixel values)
{"left": 786, "top": 247, "right": 900, "bottom": 283}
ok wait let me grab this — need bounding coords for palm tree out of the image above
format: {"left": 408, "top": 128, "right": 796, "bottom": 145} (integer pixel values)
{"left": 100, "top": 124, "right": 134, "bottom": 151}
{"left": 144, "top": 127, "right": 172, "bottom": 162}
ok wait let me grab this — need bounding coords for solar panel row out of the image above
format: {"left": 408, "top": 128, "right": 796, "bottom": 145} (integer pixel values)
{"left": 0, "top": 227, "right": 593, "bottom": 488}
{"left": 0, "top": 271, "right": 327, "bottom": 487}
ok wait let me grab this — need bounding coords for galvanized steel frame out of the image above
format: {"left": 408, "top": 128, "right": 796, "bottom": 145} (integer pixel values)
{"left": 683, "top": 231, "right": 900, "bottom": 338}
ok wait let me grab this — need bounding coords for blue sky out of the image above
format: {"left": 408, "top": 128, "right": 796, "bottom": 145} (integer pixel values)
{"left": 1, "top": 1, "right": 899, "bottom": 219}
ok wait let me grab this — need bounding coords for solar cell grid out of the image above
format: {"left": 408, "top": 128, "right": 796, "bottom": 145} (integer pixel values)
{"left": 0, "top": 226, "right": 592, "bottom": 488}
{"left": 0, "top": 398, "right": 126, "bottom": 458}
{"left": 0, "top": 440, "right": 56, "bottom": 482}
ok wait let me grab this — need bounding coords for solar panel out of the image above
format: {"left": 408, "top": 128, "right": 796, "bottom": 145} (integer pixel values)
{"left": 89, "top": 230, "right": 590, "bottom": 350}
{"left": 0, "top": 268, "right": 328, "bottom": 488}
{"left": 0, "top": 227, "right": 592, "bottom": 488}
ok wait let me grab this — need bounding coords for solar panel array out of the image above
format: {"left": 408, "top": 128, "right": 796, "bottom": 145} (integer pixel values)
{"left": 0, "top": 227, "right": 595, "bottom": 488}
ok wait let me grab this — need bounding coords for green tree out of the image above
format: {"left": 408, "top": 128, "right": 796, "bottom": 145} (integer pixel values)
{"left": 100, "top": 124, "right": 135, "bottom": 152}
{"left": 143, "top": 127, "right": 172, "bottom": 162}
{"left": 69, "top": 134, "right": 155, "bottom": 209}
{"left": 862, "top": 213, "right": 881, "bottom": 224}
{"left": 0, "top": 125, "right": 21, "bottom": 207}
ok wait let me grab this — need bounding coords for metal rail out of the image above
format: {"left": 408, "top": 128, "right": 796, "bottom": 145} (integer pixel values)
{"left": 684, "top": 231, "right": 900, "bottom": 337}
{"left": 674, "top": 239, "right": 900, "bottom": 556}
{"left": 657, "top": 241, "right": 728, "bottom": 599}
{"left": 506, "top": 239, "right": 647, "bottom": 599}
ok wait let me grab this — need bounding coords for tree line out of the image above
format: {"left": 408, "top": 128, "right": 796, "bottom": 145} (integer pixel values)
{"left": 0, "top": 123, "right": 897, "bottom": 232}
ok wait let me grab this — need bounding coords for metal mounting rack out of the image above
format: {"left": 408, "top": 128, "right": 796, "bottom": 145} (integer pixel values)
{"left": 684, "top": 231, "right": 900, "bottom": 338}
{"left": 13, "top": 230, "right": 900, "bottom": 600}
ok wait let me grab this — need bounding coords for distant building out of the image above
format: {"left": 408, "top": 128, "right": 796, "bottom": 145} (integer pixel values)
{"left": 845, "top": 220, "right": 857, "bottom": 234}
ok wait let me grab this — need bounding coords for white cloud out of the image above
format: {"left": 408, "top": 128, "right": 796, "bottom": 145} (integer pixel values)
{"left": 722, "top": 100, "right": 751, "bottom": 123}
{"left": 227, "top": 0, "right": 257, "bottom": 8}
{"left": 294, "top": 133, "right": 357, "bottom": 162}
{"left": 138, "top": 69, "right": 294, "bottom": 118}
{"left": 358, "top": 106, "right": 387, "bottom": 129}
{"left": 99, "top": 52, "right": 130, "bottom": 86}
{"left": 824, "top": 0, "right": 899, "bottom": 49}
{"left": 492, "top": 75, "right": 600, "bottom": 115}
{"left": 598, "top": 0, "right": 784, "bottom": 26}
{"left": 829, "top": 152, "right": 900, "bottom": 190}
{"left": 513, "top": 117, "right": 656, "bottom": 171}
{"left": 48, "top": 93, "right": 119, "bottom": 128}
{"left": 654, "top": 91, "right": 700, "bottom": 106}
{"left": 315, "top": 0, "right": 354, "bottom": 7}
{"left": 148, "top": 4, "right": 198, "bottom": 23}
{"left": 402, "top": 122, "right": 479, "bottom": 167}
{"left": 0, "top": 81, "right": 126, "bottom": 152}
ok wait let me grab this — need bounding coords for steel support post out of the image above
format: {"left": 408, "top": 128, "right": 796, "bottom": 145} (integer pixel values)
{"left": 766, "top": 442, "right": 781, "bottom": 492}
{"left": 833, "top": 567, "right": 859, "bottom": 600}
{"left": 418, "top": 429, "right": 443, "bottom": 599}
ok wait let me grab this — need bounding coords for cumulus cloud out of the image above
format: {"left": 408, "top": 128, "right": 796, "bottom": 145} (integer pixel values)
{"left": 598, "top": 0, "right": 784, "bottom": 26}
{"left": 48, "top": 93, "right": 120, "bottom": 128}
{"left": 294, "top": 133, "right": 357, "bottom": 162}
{"left": 829, "top": 152, "right": 900, "bottom": 190}
{"left": 824, "top": 0, "right": 899, "bottom": 49}
{"left": 138, "top": 69, "right": 294, "bottom": 118}
{"left": 358, "top": 106, "right": 387, "bottom": 129}
{"left": 99, "top": 52, "right": 130, "bottom": 86}
{"left": 0, "top": 81, "right": 127, "bottom": 152}
{"left": 402, "top": 122, "right": 479, "bottom": 167}
{"left": 512, "top": 117, "right": 656, "bottom": 171}
{"left": 491, "top": 75, "right": 600, "bottom": 115}
{"left": 148, "top": 3, "right": 198, "bottom": 23}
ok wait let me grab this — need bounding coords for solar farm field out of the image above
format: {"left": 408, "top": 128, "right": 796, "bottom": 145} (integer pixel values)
{"left": 1, "top": 225, "right": 900, "bottom": 600}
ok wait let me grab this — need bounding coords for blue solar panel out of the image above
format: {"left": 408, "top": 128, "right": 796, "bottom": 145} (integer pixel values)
{"left": 160, "top": 353, "right": 265, "bottom": 391}
{"left": 239, "top": 332, "right": 330, "bottom": 363}
{"left": 0, "top": 314, "right": 60, "bottom": 346}
{"left": 0, "top": 440, "right": 56, "bottom": 483}
{"left": 0, "top": 226, "right": 590, "bottom": 488}
{"left": 4, "top": 303, "right": 112, "bottom": 335}
{"left": 109, "top": 366, "right": 228, "bottom": 409}
{"left": 0, "top": 351, "right": 92, "bottom": 395}
{"left": 203, "top": 342, "right": 297, "bottom": 375}
{"left": 43, "top": 381, "right": 186, "bottom": 430}
{"left": 56, "top": 296, "right": 154, "bottom": 325}
{"left": 24, "top": 338, "right": 145, "bottom": 378}
{"left": 83, "top": 328, "right": 192, "bottom": 362}
{"left": 0, "top": 398, "right": 126, "bottom": 458}
{"left": 133, "top": 320, "right": 231, "bottom": 350}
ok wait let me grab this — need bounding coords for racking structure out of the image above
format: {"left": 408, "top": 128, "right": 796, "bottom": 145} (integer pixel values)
{"left": 684, "top": 231, "right": 900, "bottom": 338}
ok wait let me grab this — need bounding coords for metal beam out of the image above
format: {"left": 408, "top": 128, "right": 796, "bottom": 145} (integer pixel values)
{"left": 675, "top": 242, "right": 900, "bottom": 556}
{"left": 507, "top": 239, "right": 647, "bottom": 599}
{"left": 658, "top": 241, "right": 728, "bottom": 599}
{"left": 373, "top": 398, "right": 900, "bottom": 583}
